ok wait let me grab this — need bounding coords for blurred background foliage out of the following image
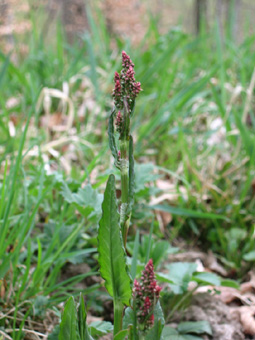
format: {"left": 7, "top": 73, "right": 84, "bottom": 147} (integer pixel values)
{"left": 1, "top": 0, "right": 255, "bottom": 338}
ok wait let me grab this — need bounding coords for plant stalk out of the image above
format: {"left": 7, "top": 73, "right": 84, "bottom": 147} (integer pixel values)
{"left": 119, "top": 97, "right": 132, "bottom": 247}
{"left": 113, "top": 299, "right": 124, "bottom": 336}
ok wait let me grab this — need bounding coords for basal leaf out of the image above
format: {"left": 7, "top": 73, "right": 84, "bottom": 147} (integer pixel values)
{"left": 61, "top": 183, "right": 103, "bottom": 221}
{"left": 177, "top": 321, "right": 212, "bottom": 336}
{"left": 59, "top": 297, "right": 77, "bottom": 340}
{"left": 98, "top": 174, "right": 132, "bottom": 305}
{"left": 89, "top": 321, "right": 113, "bottom": 337}
{"left": 192, "top": 272, "right": 221, "bottom": 286}
{"left": 159, "top": 262, "right": 197, "bottom": 294}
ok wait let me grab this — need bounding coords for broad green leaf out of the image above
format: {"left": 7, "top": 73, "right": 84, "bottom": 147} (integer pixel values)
{"left": 61, "top": 183, "right": 103, "bottom": 221}
{"left": 156, "top": 273, "right": 174, "bottom": 284}
{"left": 135, "top": 163, "right": 161, "bottom": 193}
{"left": 114, "top": 329, "right": 129, "bottom": 340}
{"left": 162, "top": 327, "right": 203, "bottom": 340}
{"left": 128, "top": 136, "right": 135, "bottom": 207}
{"left": 177, "top": 321, "right": 212, "bottom": 336}
{"left": 59, "top": 297, "right": 77, "bottom": 340}
{"left": 192, "top": 272, "right": 221, "bottom": 286}
{"left": 243, "top": 251, "right": 255, "bottom": 261}
{"left": 162, "top": 326, "right": 178, "bottom": 336}
{"left": 98, "top": 175, "right": 132, "bottom": 305}
{"left": 159, "top": 262, "right": 197, "bottom": 294}
{"left": 220, "top": 279, "right": 239, "bottom": 289}
{"left": 182, "top": 335, "right": 204, "bottom": 340}
{"left": 89, "top": 321, "right": 113, "bottom": 336}
{"left": 108, "top": 108, "right": 118, "bottom": 160}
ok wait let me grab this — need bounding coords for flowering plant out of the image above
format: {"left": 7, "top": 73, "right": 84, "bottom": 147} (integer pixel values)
{"left": 59, "top": 51, "right": 164, "bottom": 340}
{"left": 133, "top": 259, "right": 162, "bottom": 332}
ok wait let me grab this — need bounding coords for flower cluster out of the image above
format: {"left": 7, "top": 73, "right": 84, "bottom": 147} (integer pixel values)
{"left": 112, "top": 51, "right": 141, "bottom": 112}
{"left": 115, "top": 111, "right": 123, "bottom": 133}
{"left": 132, "top": 259, "right": 162, "bottom": 331}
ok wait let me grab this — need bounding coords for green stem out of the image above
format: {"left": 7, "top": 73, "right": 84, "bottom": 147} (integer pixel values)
{"left": 120, "top": 139, "right": 130, "bottom": 246}
{"left": 119, "top": 97, "right": 132, "bottom": 247}
{"left": 120, "top": 140, "right": 129, "bottom": 204}
{"left": 113, "top": 299, "right": 124, "bottom": 336}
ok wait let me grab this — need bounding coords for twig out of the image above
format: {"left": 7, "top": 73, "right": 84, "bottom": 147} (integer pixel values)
{"left": 0, "top": 330, "right": 13, "bottom": 340}
{"left": 5, "top": 329, "right": 47, "bottom": 339}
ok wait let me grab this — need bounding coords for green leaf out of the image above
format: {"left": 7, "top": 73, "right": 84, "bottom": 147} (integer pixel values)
{"left": 34, "top": 296, "right": 48, "bottom": 316}
{"left": 151, "top": 241, "right": 169, "bottom": 268}
{"left": 89, "top": 321, "right": 113, "bottom": 337}
{"left": 182, "top": 335, "right": 204, "bottom": 340}
{"left": 145, "top": 302, "right": 165, "bottom": 340}
{"left": 177, "top": 321, "right": 212, "bottom": 336}
{"left": 78, "top": 293, "right": 87, "bottom": 340}
{"left": 98, "top": 175, "right": 132, "bottom": 305}
{"left": 135, "top": 163, "right": 161, "bottom": 193}
{"left": 149, "top": 204, "right": 227, "bottom": 221}
{"left": 59, "top": 297, "right": 77, "bottom": 340}
{"left": 162, "top": 327, "right": 203, "bottom": 340}
{"left": 123, "top": 307, "right": 135, "bottom": 329}
{"left": 158, "top": 262, "right": 197, "bottom": 294}
{"left": 192, "top": 272, "right": 221, "bottom": 286}
{"left": 220, "top": 279, "right": 239, "bottom": 289}
{"left": 131, "top": 230, "right": 140, "bottom": 280}
{"left": 61, "top": 183, "right": 103, "bottom": 221}
{"left": 114, "top": 329, "right": 129, "bottom": 340}
{"left": 0, "top": 53, "right": 10, "bottom": 89}
{"left": 108, "top": 108, "right": 118, "bottom": 160}
{"left": 128, "top": 136, "right": 135, "bottom": 207}
{"left": 243, "top": 251, "right": 255, "bottom": 261}
{"left": 162, "top": 326, "right": 178, "bottom": 336}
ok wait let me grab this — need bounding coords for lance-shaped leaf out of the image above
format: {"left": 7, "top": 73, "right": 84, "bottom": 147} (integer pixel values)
{"left": 59, "top": 297, "right": 77, "bottom": 340}
{"left": 78, "top": 293, "right": 94, "bottom": 340}
{"left": 108, "top": 108, "right": 118, "bottom": 160}
{"left": 98, "top": 174, "right": 132, "bottom": 305}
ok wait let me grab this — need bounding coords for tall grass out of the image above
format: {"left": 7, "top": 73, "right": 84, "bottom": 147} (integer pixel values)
{"left": 1, "top": 4, "right": 255, "bottom": 337}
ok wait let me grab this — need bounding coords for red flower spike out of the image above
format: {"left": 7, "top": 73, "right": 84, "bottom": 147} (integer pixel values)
{"left": 112, "top": 51, "right": 142, "bottom": 111}
{"left": 132, "top": 259, "right": 162, "bottom": 332}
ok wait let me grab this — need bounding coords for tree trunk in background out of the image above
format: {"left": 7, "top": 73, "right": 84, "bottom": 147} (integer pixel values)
{"left": 233, "top": 0, "right": 242, "bottom": 41}
{"left": 0, "top": 0, "right": 14, "bottom": 49}
{"left": 0, "top": 0, "right": 8, "bottom": 25}
{"left": 216, "top": 0, "right": 242, "bottom": 39}
{"left": 62, "top": 0, "right": 89, "bottom": 43}
{"left": 195, "top": 0, "right": 207, "bottom": 34}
